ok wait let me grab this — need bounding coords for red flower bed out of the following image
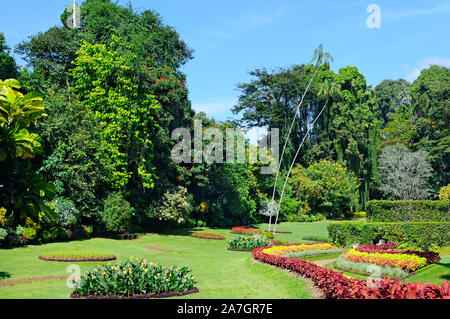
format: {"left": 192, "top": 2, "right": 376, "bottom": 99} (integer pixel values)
{"left": 355, "top": 244, "right": 440, "bottom": 265}
{"left": 252, "top": 245, "right": 450, "bottom": 299}
{"left": 230, "top": 226, "right": 262, "bottom": 235}
{"left": 189, "top": 232, "right": 225, "bottom": 240}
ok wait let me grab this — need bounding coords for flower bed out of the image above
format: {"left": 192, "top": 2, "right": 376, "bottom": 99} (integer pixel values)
{"left": 253, "top": 244, "right": 450, "bottom": 299}
{"left": 71, "top": 257, "right": 197, "bottom": 298}
{"left": 39, "top": 251, "right": 117, "bottom": 262}
{"left": 335, "top": 255, "right": 409, "bottom": 280}
{"left": 354, "top": 244, "right": 440, "bottom": 265}
{"left": 230, "top": 226, "right": 262, "bottom": 235}
{"left": 341, "top": 249, "right": 427, "bottom": 272}
{"left": 261, "top": 243, "right": 338, "bottom": 256}
{"left": 228, "top": 235, "right": 271, "bottom": 250}
{"left": 189, "top": 232, "right": 225, "bottom": 240}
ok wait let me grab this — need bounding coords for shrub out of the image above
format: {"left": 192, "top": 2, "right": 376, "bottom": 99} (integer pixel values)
{"left": 0, "top": 228, "right": 7, "bottom": 241}
{"left": 287, "top": 214, "right": 325, "bottom": 223}
{"left": 71, "top": 258, "right": 197, "bottom": 298}
{"left": 22, "top": 227, "right": 37, "bottom": 241}
{"left": 289, "top": 161, "right": 359, "bottom": 219}
{"left": 328, "top": 221, "right": 450, "bottom": 250}
{"left": 367, "top": 200, "right": 449, "bottom": 222}
{"left": 262, "top": 231, "right": 274, "bottom": 240}
{"left": 148, "top": 186, "right": 193, "bottom": 225}
{"left": 335, "top": 256, "right": 409, "bottom": 280}
{"left": 54, "top": 197, "right": 80, "bottom": 227}
{"left": 101, "top": 193, "right": 134, "bottom": 233}
{"left": 228, "top": 234, "right": 271, "bottom": 250}
{"left": 353, "top": 211, "right": 367, "bottom": 218}
{"left": 439, "top": 184, "right": 450, "bottom": 200}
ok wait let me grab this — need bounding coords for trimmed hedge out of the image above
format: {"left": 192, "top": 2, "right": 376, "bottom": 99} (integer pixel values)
{"left": 328, "top": 222, "right": 450, "bottom": 250}
{"left": 367, "top": 200, "right": 449, "bottom": 222}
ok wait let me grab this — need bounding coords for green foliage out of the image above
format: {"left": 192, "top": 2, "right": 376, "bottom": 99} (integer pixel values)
{"left": 54, "top": 197, "right": 79, "bottom": 227}
{"left": 148, "top": 186, "right": 193, "bottom": 225}
{"left": 72, "top": 258, "right": 196, "bottom": 297}
{"left": 335, "top": 255, "right": 409, "bottom": 279}
{"left": 69, "top": 37, "right": 160, "bottom": 191}
{"left": 410, "top": 65, "right": 450, "bottom": 192}
{"left": 22, "top": 227, "right": 37, "bottom": 241}
{"left": 0, "top": 228, "right": 7, "bottom": 241}
{"left": 439, "top": 184, "right": 450, "bottom": 200}
{"left": 262, "top": 231, "right": 275, "bottom": 240}
{"left": 101, "top": 193, "right": 134, "bottom": 234}
{"left": 228, "top": 234, "right": 271, "bottom": 250}
{"left": 284, "top": 248, "right": 341, "bottom": 259}
{"left": 367, "top": 200, "right": 449, "bottom": 222}
{"left": 328, "top": 221, "right": 450, "bottom": 250}
{"left": 288, "top": 160, "right": 359, "bottom": 219}
{"left": 0, "top": 33, "right": 18, "bottom": 80}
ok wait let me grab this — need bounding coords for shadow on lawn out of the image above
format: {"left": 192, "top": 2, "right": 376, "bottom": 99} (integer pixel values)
{"left": 0, "top": 271, "right": 11, "bottom": 280}
{"left": 439, "top": 261, "right": 450, "bottom": 281}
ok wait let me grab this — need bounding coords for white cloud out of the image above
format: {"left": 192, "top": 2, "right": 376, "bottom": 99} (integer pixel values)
{"left": 405, "top": 57, "right": 450, "bottom": 82}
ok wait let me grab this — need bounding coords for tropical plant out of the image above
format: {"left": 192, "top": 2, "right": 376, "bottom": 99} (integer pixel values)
{"left": 71, "top": 257, "right": 197, "bottom": 298}
{"left": 101, "top": 193, "right": 134, "bottom": 233}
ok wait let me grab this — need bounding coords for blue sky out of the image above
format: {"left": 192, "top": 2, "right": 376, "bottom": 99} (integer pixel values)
{"left": 1, "top": 0, "right": 449, "bottom": 127}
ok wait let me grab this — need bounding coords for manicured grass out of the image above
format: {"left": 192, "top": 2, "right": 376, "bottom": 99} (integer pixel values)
{"left": 1, "top": 220, "right": 448, "bottom": 299}
{"left": 0, "top": 226, "right": 311, "bottom": 299}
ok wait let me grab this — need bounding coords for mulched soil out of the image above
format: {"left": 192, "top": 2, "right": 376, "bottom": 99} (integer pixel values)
{"left": 227, "top": 247, "right": 253, "bottom": 252}
{"left": 143, "top": 245, "right": 173, "bottom": 252}
{"left": 70, "top": 287, "right": 199, "bottom": 299}
{"left": 0, "top": 276, "right": 67, "bottom": 287}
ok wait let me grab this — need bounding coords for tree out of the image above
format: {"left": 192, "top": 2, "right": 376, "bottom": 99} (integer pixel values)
{"left": 0, "top": 33, "right": 18, "bottom": 80}
{"left": 374, "top": 79, "right": 410, "bottom": 128}
{"left": 378, "top": 144, "right": 432, "bottom": 200}
{"left": 0, "top": 79, "right": 55, "bottom": 227}
{"left": 410, "top": 65, "right": 450, "bottom": 192}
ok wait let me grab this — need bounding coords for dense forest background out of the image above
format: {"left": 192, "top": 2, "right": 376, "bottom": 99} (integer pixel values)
{"left": 0, "top": 0, "right": 448, "bottom": 243}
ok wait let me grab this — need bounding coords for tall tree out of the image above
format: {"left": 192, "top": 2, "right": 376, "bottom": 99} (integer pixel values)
{"left": 0, "top": 33, "right": 18, "bottom": 80}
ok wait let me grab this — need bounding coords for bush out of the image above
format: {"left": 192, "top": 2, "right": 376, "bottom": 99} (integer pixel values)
{"left": 148, "top": 186, "right": 193, "bottom": 225}
{"left": 262, "top": 231, "right": 274, "bottom": 240}
{"left": 287, "top": 214, "right": 325, "bottom": 223}
{"left": 0, "top": 228, "right": 7, "bottom": 241}
{"left": 71, "top": 258, "right": 197, "bottom": 298}
{"left": 353, "top": 211, "right": 367, "bottom": 218}
{"left": 101, "top": 193, "right": 134, "bottom": 233}
{"left": 328, "top": 221, "right": 450, "bottom": 250}
{"left": 22, "top": 227, "right": 37, "bottom": 241}
{"left": 54, "top": 197, "right": 80, "bottom": 227}
{"left": 289, "top": 161, "right": 359, "bottom": 219}
{"left": 228, "top": 234, "right": 271, "bottom": 250}
{"left": 367, "top": 200, "right": 449, "bottom": 222}
{"left": 439, "top": 184, "right": 450, "bottom": 200}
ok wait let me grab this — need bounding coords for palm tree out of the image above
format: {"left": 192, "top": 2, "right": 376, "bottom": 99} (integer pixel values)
{"left": 268, "top": 45, "right": 333, "bottom": 232}
{"left": 0, "top": 79, "right": 46, "bottom": 161}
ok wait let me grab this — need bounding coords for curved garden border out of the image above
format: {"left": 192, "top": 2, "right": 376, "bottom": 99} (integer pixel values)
{"left": 268, "top": 230, "right": 292, "bottom": 234}
{"left": 252, "top": 244, "right": 450, "bottom": 299}
{"left": 227, "top": 247, "right": 253, "bottom": 252}
{"left": 39, "top": 255, "right": 117, "bottom": 262}
{"left": 189, "top": 234, "right": 225, "bottom": 240}
{"left": 70, "top": 287, "right": 199, "bottom": 299}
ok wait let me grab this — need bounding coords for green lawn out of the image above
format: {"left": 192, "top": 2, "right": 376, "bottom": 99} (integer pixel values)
{"left": 0, "top": 220, "right": 448, "bottom": 299}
